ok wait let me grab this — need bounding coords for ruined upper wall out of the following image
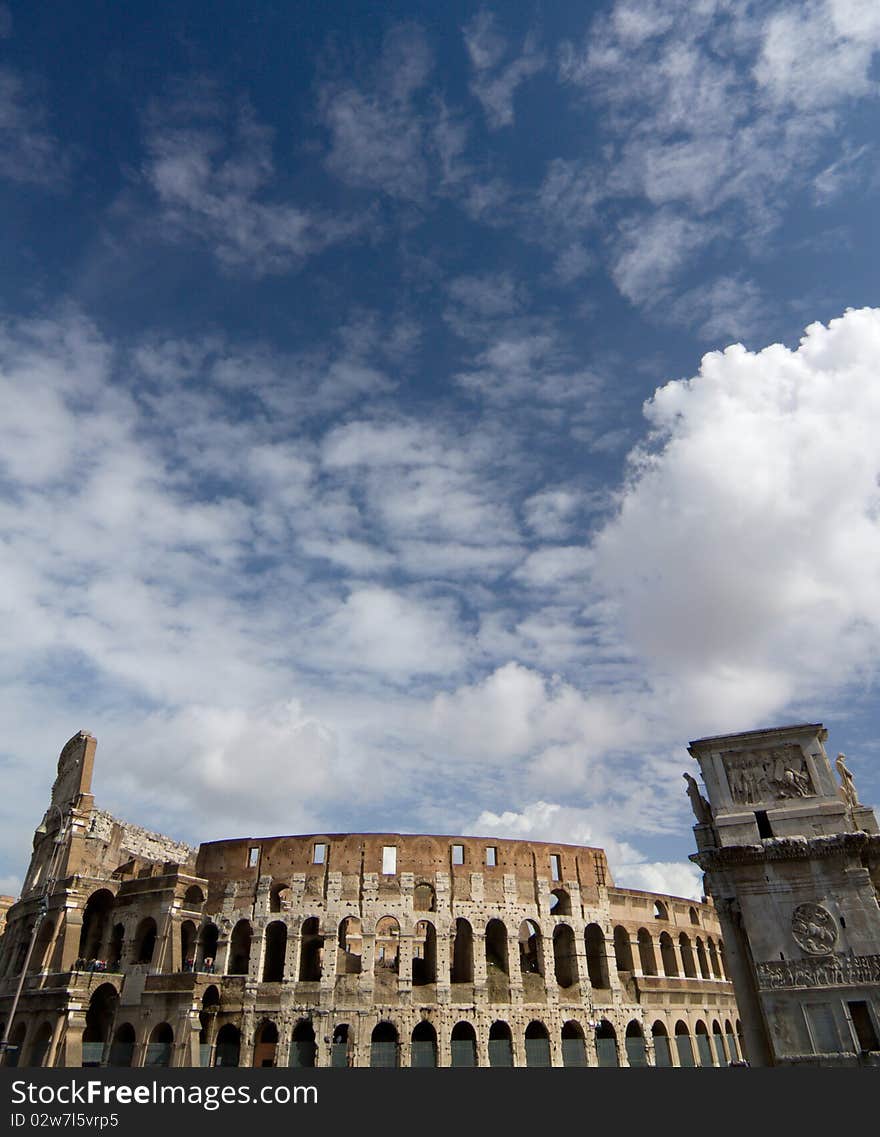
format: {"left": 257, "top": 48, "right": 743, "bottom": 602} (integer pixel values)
{"left": 86, "top": 809, "right": 197, "bottom": 871}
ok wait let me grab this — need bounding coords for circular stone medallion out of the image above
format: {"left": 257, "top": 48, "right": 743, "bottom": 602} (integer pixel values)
{"left": 791, "top": 903, "right": 837, "bottom": 956}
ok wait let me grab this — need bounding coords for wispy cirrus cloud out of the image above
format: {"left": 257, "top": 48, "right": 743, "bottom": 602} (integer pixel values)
{"left": 463, "top": 9, "right": 545, "bottom": 129}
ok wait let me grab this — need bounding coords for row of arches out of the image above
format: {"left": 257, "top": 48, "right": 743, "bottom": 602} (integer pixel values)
{"left": 187, "top": 915, "right": 726, "bottom": 986}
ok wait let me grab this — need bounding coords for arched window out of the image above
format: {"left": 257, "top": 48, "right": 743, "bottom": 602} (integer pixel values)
{"left": 411, "top": 1020, "right": 437, "bottom": 1067}
{"left": 485, "top": 919, "right": 510, "bottom": 1001}
{"left": 613, "top": 926, "right": 634, "bottom": 972}
{"left": 27, "top": 1021, "right": 53, "bottom": 1067}
{"left": 83, "top": 983, "right": 118, "bottom": 1066}
{"left": 712, "top": 1019, "right": 727, "bottom": 1065}
{"left": 214, "top": 1024, "right": 241, "bottom": 1067}
{"left": 330, "top": 1024, "right": 350, "bottom": 1068}
{"left": 132, "top": 917, "right": 157, "bottom": 965}
{"left": 145, "top": 1023, "right": 173, "bottom": 1068}
{"left": 298, "top": 918, "right": 322, "bottom": 981}
{"left": 412, "top": 920, "right": 436, "bottom": 986}
{"left": 707, "top": 937, "right": 720, "bottom": 978}
{"left": 695, "top": 1020, "right": 714, "bottom": 1066}
{"left": 183, "top": 885, "right": 205, "bottom": 908}
{"left": 561, "top": 1021, "right": 587, "bottom": 1067}
{"left": 180, "top": 921, "right": 197, "bottom": 971}
{"left": 550, "top": 888, "right": 571, "bottom": 915}
{"left": 625, "top": 1021, "right": 648, "bottom": 1067}
{"left": 595, "top": 1020, "right": 619, "bottom": 1067}
{"left": 651, "top": 1021, "right": 673, "bottom": 1067}
{"left": 674, "top": 1021, "right": 695, "bottom": 1067}
{"left": 338, "top": 917, "right": 362, "bottom": 974}
{"left": 653, "top": 900, "right": 668, "bottom": 921}
{"left": 262, "top": 921, "right": 287, "bottom": 982}
{"left": 659, "top": 931, "right": 678, "bottom": 977}
{"left": 78, "top": 890, "right": 114, "bottom": 962}
{"left": 519, "top": 920, "right": 543, "bottom": 978}
{"left": 524, "top": 1021, "right": 551, "bottom": 1067}
{"left": 553, "top": 924, "right": 578, "bottom": 988}
{"left": 450, "top": 1021, "right": 477, "bottom": 1067}
{"left": 689, "top": 906, "right": 700, "bottom": 926}
{"left": 679, "top": 933, "right": 697, "bottom": 978}
{"left": 108, "top": 1023, "right": 135, "bottom": 1068}
{"left": 637, "top": 928, "right": 657, "bottom": 975}
{"left": 695, "top": 937, "right": 710, "bottom": 979}
{"left": 229, "top": 920, "right": 252, "bottom": 975}
{"left": 198, "top": 922, "right": 219, "bottom": 972}
{"left": 413, "top": 882, "right": 435, "bottom": 912}
{"left": 289, "top": 1019, "right": 316, "bottom": 1068}
{"left": 370, "top": 1021, "right": 399, "bottom": 1068}
{"left": 269, "top": 883, "right": 290, "bottom": 913}
{"left": 725, "top": 1019, "right": 738, "bottom": 1062}
{"left": 253, "top": 1021, "right": 278, "bottom": 1068}
{"left": 488, "top": 1021, "right": 513, "bottom": 1067}
{"left": 375, "top": 916, "right": 401, "bottom": 971}
{"left": 585, "top": 924, "right": 609, "bottom": 989}
{"left": 451, "top": 918, "right": 473, "bottom": 983}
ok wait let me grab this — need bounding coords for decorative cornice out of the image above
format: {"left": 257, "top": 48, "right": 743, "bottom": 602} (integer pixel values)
{"left": 691, "top": 830, "right": 880, "bottom": 870}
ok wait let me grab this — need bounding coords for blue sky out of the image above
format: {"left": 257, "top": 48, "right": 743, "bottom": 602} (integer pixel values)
{"left": 2, "top": 0, "right": 880, "bottom": 900}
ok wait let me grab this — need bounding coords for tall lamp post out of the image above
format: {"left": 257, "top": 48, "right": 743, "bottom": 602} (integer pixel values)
{"left": 0, "top": 803, "right": 71, "bottom": 1066}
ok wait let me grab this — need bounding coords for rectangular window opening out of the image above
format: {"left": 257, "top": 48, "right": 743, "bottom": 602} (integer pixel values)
{"left": 313, "top": 842, "right": 326, "bottom": 865}
{"left": 452, "top": 843, "right": 464, "bottom": 865}
{"left": 550, "top": 854, "right": 561, "bottom": 882}
{"left": 755, "top": 810, "right": 773, "bottom": 838}
{"left": 382, "top": 846, "right": 397, "bottom": 875}
{"left": 848, "top": 1001, "right": 880, "bottom": 1052}
{"left": 485, "top": 846, "right": 497, "bottom": 867}
{"left": 247, "top": 846, "right": 259, "bottom": 867}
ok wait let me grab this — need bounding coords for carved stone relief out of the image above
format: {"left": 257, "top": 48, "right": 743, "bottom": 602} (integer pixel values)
{"left": 790, "top": 903, "right": 837, "bottom": 956}
{"left": 756, "top": 953, "right": 880, "bottom": 990}
{"left": 722, "top": 745, "right": 815, "bottom": 805}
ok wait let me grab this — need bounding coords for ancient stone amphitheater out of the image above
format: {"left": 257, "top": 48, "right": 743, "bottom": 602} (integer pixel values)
{"left": 0, "top": 733, "right": 742, "bottom": 1068}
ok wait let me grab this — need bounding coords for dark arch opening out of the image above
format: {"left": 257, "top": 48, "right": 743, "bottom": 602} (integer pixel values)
{"left": 214, "top": 1023, "right": 241, "bottom": 1067}
{"left": 625, "top": 1020, "right": 648, "bottom": 1067}
{"left": 83, "top": 983, "right": 119, "bottom": 1066}
{"left": 229, "top": 920, "right": 252, "bottom": 976}
{"left": 108, "top": 1022, "right": 135, "bottom": 1068}
{"left": 450, "top": 1021, "right": 477, "bottom": 1067}
{"left": 585, "top": 924, "right": 609, "bottom": 988}
{"left": 253, "top": 1020, "right": 278, "bottom": 1068}
{"left": 180, "top": 920, "right": 197, "bottom": 972}
{"left": 411, "top": 1020, "right": 437, "bottom": 1067}
{"left": 553, "top": 924, "right": 578, "bottom": 988}
{"left": 413, "top": 882, "right": 435, "bottom": 912}
{"left": 613, "top": 926, "right": 634, "bottom": 972}
{"left": 637, "top": 928, "right": 657, "bottom": 975}
{"left": 299, "top": 917, "right": 323, "bottom": 981}
{"left": 412, "top": 920, "right": 436, "bottom": 986}
{"left": 145, "top": 1023, "right": 173, "bottom": 1068}
{"left": 451, "top": 918, "right": 473, "bottom": 984}
{"left": 674, "top": 1020, "right": 695, "bottom": 1067}
{"left": 78, "top": 890, "right": 114, "bottom": 963}
{"left": 596, "top": 1020, "right": 619, "bottom": 1068}
{"left": 132, "top": 918, "right": 157, "bottom": 966}
{"left": 198, "top": 922, "right": 219, "bottom": 972}
{"left": 561, "top": 1021, "right": 587, "bottom": 1068}
{"left": 262, "top": 921, "right": 287, "bottom": 982}
{"left": 525, "top": 1020, "right": 551, "bottom": 1067}
{"left": 290, "top": 1019, "right": 316, "bottom": 1068}
{"left": 370, "top": 1021, "right": 399, "bottom": 1068}
{"left": 550, "top": 888, "right": 571, "bottom": 915}
{"left": 488, "top": 1020, "right": 513, "bottom": 1068}
{"left": 652, "top": 1020, "right": 673, "bottom": 1067}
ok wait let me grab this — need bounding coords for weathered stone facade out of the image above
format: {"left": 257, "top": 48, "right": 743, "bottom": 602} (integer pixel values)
{"left": 0, "top": 732, "right": 740, "bottom": 1068}
{"left": 688, "top": 723, "right": 880, "bottom": 1066}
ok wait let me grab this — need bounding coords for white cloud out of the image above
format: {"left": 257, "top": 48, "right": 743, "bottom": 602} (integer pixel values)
{"left": 463, "top": 10, "right": 545, "bottom": 129}
{"left": 0, "top": 65, "right": 66, "bottom": 185}
{"left": 143, "top": 82, "right": 363, "bottom": 273}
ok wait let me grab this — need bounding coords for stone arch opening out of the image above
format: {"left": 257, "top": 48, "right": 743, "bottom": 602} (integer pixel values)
{"left": 290, "top": 1019, "right": 316, "bottom": 1068}
{"left": 262, "top": 920, "right": 287, "bottom": 982}
{"left": 108, "top": 1023, "right": 135, "bottom": 1068}
{"left": 553, "top": 924, "right": 578, "bottom": 988}
{"left": 375, "top": 916, "right": 400, "bottom": 971}
{"left": 27, "top": 1021, "right": 53, "bottom": 1067}
{"left": 651, "top": 1020, "right": 673, "bottom": 1067}
{"left": 561, "top": 1020, "right": 587, "bottom": 1067}
{"left": 695, "top": 1019, "right": 714, "bottom": 1066}
{"left": 214, "top": 1023, "right": 240, "bottom": 1067}
{"left": 625, "top": 1020, "right": 648, "bottom": 1067}
{"left": 253, "top": 1020, "right": 278, "bottom": 1067}
{"left": 584, "top": 924, "right": 609, "bottom": 989}
{"left": 78, "top": 889, "right": 114, "bottom": 962}
{"left": 488, "top": 1020, "right": 513, "bottom": 1067}
{"left": 707, "top": 937, "right": 720, "bottom": 978}
{"left": 550, "top": 888, "right": 571, "bottom": 915}
{"left": 370, "top": 1021, "right": 399, "bottom": 1068}
{"left": 518, "top": 919, "right": 543, "bottom": 980}
{"left": 524, "top": 1020, "right": 551, "bottom": 1067}
{"left": 132, "top": 917, "right": 157, "bottom": 966}
{"left": 108, "top": 923, "right": 124, "bottom": 969}
{"left": 689, "top": 906, "right": 700, "bottom": 926}
{"left": 596, "top": 1020, "right": 619, "bottom": 1067}
{"left": 450, "top": 1021, "right": 477, "bottom": 1067}
{"left": 411, "top": 1020, "right": 438, "bottom": 1067}
{"left": 413, "top": 882, "right": 435, "bottom": 912}
{"left": 145, "top": 1023, "right": 173, "bottom": 1068}
{"left": 695, "top": 936, "right": 709, "bottom": 978}
{"left": 637, "top": 928, "right": 657, "bottom": 975}
{"left": 679, "top": 933, "right": 697, "bottom": 978}
{"left": 6, "top": 1021, "right": 27, "bottom": 1067}
{"left": 653, "top": 900, "right": 668, "bottom": 920}
{"left": 83, "top": 983, "right": 118, "bottom": 1066}
{"left": 180, "top": 920, "right": 197, "bottom": 972}
{"left": 712, "top": 1019, "right": 727, "bottom": 1065}
{"left": 659, "top": 931, "right": 678, "bottom": 976}
{"left": 331, "top": 1024, "right": 350, "bottom": 1068}
{"left": 613, "top": 926, "right": 634, "bottom": 972}
{"left": 674, "top": 1020, "right": 695, "bottom": 1067}
{"left": 198, "top": 922, "right": 219, "bottom": 972}
{"left": 413, "top": 920, "right": 436, "bottom": 986}
{"left": 485, "top": 918, "right": 510, "bottom": 1002}
{"left": 451, "top": 918, "right": 473, "bottom": 984}
{"left": 183, "top": 885, "right": 204, "bottom": 908}
{"left": 338, "top": 917, "right": 362, "bottom": 974}
{"left": 269, "top": 883, "right": 290, "bottom": 913}
{"left": 229, "top": 920, "right": 252, "bottom": 975}
{"left": 299, "top": 918, "right": 323, "bottom": 981}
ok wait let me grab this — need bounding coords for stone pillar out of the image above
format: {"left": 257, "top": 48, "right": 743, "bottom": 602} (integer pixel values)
{"left": 435, "top": 924, "right": 451, "bottom": 1004}
{"left": 45, "top": 1012, "right": 67, "bottom": 1069}
{"left": 319, "top": 922, "right": 338, "bottom": 1007}
{"left": 284, "top": 928, "right": 301, "bottom": 982}
{"left": 63, "top": 1009, "right": 87, "bottom": 1067}
{"left": 629, "top": 934, "right": 644, "bottom": 978}
{"left": 472, "top": 929, "right": 487, "bottom": 998}
{"left": 59, "top": 909, "right": 84, "bottom": 971}
{"left": 249, "top": 924, "right": 264, "bottom": 983}
{"left": 508, "top": 933, "right": 524, "bottom": 1006}
{"left": 359, "top": 932, "right": 376, "bottom": 1002}
{"left": 215, "top": 929, "right": 231, "bottom": 976}
{"left": 397, "top": 933, "right": 413, "bottom": 1003}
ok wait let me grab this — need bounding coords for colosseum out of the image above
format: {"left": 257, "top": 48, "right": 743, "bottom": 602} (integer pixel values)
{"left": 0, "top": 732, "right": 742, "bottom": 1068}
